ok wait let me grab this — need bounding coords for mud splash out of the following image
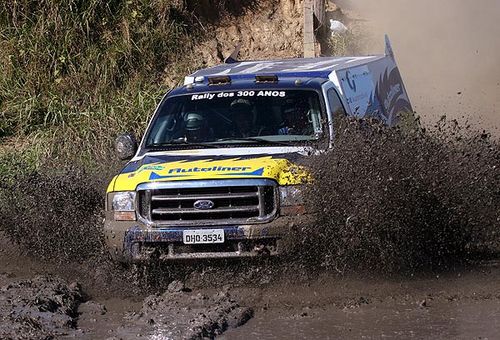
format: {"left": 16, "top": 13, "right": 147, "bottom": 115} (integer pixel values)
{"left": 0, "top": 162, "right": 142, "bottom": 300}
{"left": 0, "top": 122, "right": 499, "bottom": 338}
{"left": 1, "top": 118, "right": 499, "bottom": 284}
{"left": 292, "top": 118, "right": 500, "bottom": 272}
{"left": 0, "top": 167, "right": 105, "bottom": 262}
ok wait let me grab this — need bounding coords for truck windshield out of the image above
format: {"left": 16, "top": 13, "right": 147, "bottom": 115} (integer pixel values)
{"left": 145, "top": 89, "right": 324, "bottom": 147}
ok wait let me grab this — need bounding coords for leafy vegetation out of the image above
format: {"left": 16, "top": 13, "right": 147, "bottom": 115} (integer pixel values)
{"left": 328, "top": 30, "right": 372, "bottom": 56}
{"left": 0, "top": 0, "right": 207, "bottom": 165}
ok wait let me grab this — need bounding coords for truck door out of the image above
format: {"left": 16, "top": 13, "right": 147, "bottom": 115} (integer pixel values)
{"left": 322, "top": 82, "right": 348, "bottom": 145}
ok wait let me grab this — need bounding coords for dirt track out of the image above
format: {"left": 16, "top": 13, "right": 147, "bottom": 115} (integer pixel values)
{"left": 3, "top": 229, "right": 500, "bottom": 340}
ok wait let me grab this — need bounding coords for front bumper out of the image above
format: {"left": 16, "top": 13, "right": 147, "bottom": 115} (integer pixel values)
{"left": 104, "top": 213, "right": 313, "bottom": 262}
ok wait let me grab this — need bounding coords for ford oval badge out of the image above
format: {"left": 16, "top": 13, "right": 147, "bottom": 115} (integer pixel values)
{"left": 193, "top": 199, "right": 215, "bottom": 210}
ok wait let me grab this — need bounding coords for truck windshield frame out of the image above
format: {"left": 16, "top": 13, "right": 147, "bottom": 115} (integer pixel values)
{"left": 143, "top": 88, "right": 328, "bottom": 150}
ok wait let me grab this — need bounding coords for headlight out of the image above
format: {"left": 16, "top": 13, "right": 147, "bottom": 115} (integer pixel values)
{"left": 110, "top": 192, "right": 136, "bottom": 221}
{"left": 279, "top": 186, "right": 304, "bottom": 206}
{"left": 279, "top": 186, "right": 306, "bottom": 215}
{"left": 112, "top": 192, "right": 136, "bottom": 211}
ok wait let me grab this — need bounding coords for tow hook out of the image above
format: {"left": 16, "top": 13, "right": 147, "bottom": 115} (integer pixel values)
{"left": 254, "top": 244, "right": 271, "bottom": 256}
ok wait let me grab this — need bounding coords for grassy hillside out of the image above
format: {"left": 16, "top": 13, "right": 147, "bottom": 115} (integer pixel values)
{"left": 0, "top": 0, "right": 213, "bottom": 164}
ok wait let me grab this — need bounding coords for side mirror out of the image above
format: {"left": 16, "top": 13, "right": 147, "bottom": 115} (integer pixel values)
{"left": 115, "top": 133, "right": 138, "bottom": 160}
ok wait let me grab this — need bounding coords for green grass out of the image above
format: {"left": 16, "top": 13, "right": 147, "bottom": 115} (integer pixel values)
{"left": 0, "top": 0, "right": 207, "bottom": 168}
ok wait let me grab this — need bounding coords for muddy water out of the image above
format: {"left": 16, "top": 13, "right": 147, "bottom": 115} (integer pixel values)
{"left": 223, "top": 299, "right": 500, "bottom": 339}
{"left": 222, "top": 265, "right": 500, "bottom": 339}
{"left": 4, "top": 226, "right": 500, "bottom": 339}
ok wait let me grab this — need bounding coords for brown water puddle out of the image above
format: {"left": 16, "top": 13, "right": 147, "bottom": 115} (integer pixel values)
{"left": 221, "top": 299, "right": 500, "bottom": 339}
{"left": 221, "top": 265, "right": 500, "bottom": 339}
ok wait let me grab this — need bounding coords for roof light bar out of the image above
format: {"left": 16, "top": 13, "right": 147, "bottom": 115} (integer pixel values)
{"left": 208, "top": 76, "right": 231, "bottom": 86}
{"left": 255, "top": 74, "right": 278, "bottom": 83}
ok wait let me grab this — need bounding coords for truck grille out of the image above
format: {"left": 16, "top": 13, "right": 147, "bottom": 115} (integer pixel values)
{"left": 137, "top": 179, "right": 277, "bottom": 226}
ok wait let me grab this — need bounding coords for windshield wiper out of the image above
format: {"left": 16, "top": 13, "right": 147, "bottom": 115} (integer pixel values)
{"left": 147, "top": 140, "right": 222, "bottom": 148}
{"left": 214, "top": 137, "right": 294, "bottom": 146}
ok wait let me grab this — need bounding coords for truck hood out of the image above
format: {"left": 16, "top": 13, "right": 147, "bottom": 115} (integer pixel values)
{"left": 108, "top": 147, "right": 310, "bottom": 192}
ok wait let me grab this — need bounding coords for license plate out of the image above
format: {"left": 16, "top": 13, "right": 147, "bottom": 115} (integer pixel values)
{"left": 183, "top": 229, "right": 225, "bottom": 244}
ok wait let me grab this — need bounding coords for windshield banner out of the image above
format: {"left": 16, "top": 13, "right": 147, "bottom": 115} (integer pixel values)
{"left": 191, "top": 91, "right": 286, "bottom": 101}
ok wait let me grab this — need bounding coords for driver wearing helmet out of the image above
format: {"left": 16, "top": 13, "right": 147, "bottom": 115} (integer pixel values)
{"left": 184, "top": 112, "right": 213, "bottom": 142}
{"left": 230, "top": 99, "right": 266, "bottom": 137}
{"left": 278, "top": 100, "right": 310, "bottom": 135}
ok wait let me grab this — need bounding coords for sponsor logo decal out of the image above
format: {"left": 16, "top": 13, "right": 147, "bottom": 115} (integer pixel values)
{"left": 148, "top": 166, "right": 265, "bottom": 180}
{"left": 168, "top": 166, "right": 251, "bottom": 174}
{"left": 346, "top": 70, "right": 357, "bottom": 91}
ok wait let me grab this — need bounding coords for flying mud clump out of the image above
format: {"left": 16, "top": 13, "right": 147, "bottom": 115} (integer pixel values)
{"left": 293, "top": 118, "right": 500, "bottom": 272}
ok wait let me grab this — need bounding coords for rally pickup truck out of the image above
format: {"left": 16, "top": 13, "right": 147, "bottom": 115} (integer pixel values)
{"left": 105, "top": 37, "right": 413, "bottom": 262}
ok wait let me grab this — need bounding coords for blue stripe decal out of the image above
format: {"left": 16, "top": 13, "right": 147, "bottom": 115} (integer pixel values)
{"left": 149, "top": 172, "right": 190, "bottom": 180}
{"left": 148, "top": 167, "right": 265, "bottom": 180}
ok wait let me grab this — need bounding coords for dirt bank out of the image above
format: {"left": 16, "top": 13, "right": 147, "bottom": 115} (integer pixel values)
{"left": 194, "top": 0, "right": 304, "bottom": 66}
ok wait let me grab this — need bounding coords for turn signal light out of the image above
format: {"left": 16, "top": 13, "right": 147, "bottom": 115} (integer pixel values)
{"left": 114, "top": 211, "right": 136, "bottom": 221}
{"left": 281, "top": 205, "right": 307, "bottom": 216}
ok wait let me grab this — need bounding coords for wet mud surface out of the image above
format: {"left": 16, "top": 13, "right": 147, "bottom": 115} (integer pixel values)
{"left": 74, "top": 287, "right": 253, "bottom": 339}
{"left": 0, "top": 232, "right": 254, "bottom": 339}
{"left": 222, "top": 264, "right": 500, "bottom": 339}
{"left": 0, "top": 276, "right": 82, "bottom": 339}
{"left": 121, "top": 283, "right": 253, "bottom": 339}
{"left": 3, "top": 247, "right": 500, "bottom": 339}
{"left": 223, "top": 296, "right": 500, "bottom": 339}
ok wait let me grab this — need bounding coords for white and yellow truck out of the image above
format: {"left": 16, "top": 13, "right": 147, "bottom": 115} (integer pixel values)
{"left": 105, "top": 37, "right": 413, "bottom": 262}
